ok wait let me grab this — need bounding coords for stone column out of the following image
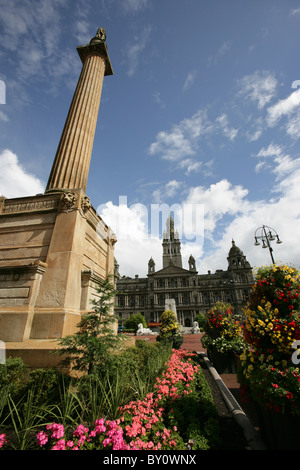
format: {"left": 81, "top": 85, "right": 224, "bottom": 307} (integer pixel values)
{"left": 46, "top": 28, "right": 113, "bottom": 192}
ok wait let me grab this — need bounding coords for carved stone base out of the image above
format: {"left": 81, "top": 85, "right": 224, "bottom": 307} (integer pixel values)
{"left": 0, "top": 191, "right": 116, "bottom": 366}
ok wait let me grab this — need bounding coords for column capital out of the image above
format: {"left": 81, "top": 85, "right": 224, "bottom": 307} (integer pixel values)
{"left": 77, "top": 39, "right": 113, "bottom": 76}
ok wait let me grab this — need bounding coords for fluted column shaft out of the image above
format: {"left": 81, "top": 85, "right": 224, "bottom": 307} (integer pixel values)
{"left": 46, "top": 39, "right": 112, "bottom": 192}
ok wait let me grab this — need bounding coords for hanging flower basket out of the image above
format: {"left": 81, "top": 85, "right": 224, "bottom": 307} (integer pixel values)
{"left": 201, "top": 301, "right": 245, "bottom": 374}
{"left": 207, "top": 346, "right": 237, "bottom": 374}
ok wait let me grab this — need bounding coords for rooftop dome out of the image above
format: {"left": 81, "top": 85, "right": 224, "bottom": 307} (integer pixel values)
{"left": 228, "top": 240, "right": 244, "bottom": 257}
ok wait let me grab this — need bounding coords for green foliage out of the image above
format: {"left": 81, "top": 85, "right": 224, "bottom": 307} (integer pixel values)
{"left": 125, "top": 313, "right": 147, "bottom": 332}
{"left": 194, "top": 312, "right": 207, "bottom": 330}
{"left": 114, "top": 340, "right": 172, "bottom": 401}
{"left": 164, "top": 359, "right": 221, "bottom": 450}
{"left": 0, "top": 357, "right": 27, "bottom": 398}
{"left": 58, "top": 277, "right": 123, "bottom": 376}
{"left": 23, "top": 368, "right": 69, "bottom": 407}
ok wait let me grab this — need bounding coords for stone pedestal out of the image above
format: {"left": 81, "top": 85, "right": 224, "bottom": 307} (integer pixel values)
{"left": 0, "top": 191, "right": 116, "bottom": 366}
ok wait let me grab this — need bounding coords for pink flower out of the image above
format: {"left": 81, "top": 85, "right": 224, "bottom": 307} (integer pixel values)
{"left": 52, "top": 439, "right": 65, "bottom": 450}
{"left": 73, "top": 424, "right": 89, "bottom": 437}
{"left": 46, "top": 423, "right": 64, "bottom": 440}
{"left": 0, "top": 434, "right": 7, "bottom": 449}
{"left": 102, "top": 438, "right": 111, "bottom": 447}
{"left": 36, "top": 431, "right": 48, "bottom": 447}
{"left": 94, "top": 418, "right": 106, "bottom": 434}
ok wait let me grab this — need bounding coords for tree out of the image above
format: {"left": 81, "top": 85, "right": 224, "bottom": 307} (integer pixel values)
{"left": 58, "top": 277, "right": 123, "bottom": 376}
{"left": 125, "top": 313, "right": 147, "bottom": 332}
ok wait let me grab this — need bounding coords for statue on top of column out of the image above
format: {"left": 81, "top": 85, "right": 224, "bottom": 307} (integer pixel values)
{"left": 90, "top": 27, "right": 106, "bottom": 44}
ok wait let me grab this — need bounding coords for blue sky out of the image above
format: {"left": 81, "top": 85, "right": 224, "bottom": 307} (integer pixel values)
{"left": 0, "top": 0, "right": 300, "bottom": 277}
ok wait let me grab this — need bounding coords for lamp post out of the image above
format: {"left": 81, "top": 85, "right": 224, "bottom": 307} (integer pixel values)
{"left": 254, "top": 225, "right": 282, "bottom": 264}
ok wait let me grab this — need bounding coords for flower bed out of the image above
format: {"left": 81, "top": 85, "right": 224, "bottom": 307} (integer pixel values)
{"left": 237, "top": 264, "right": 300, "bottom": 449}
{"left": 201, "top": 301, "right": 245, "bottom": 373}
{"left": 156, "top": 310, "right": 183, "bottom": 349}
{"left": 0, "top": 350, "right": 221, "bottom": 450}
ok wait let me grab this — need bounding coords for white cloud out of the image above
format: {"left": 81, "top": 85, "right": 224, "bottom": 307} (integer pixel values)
{"left": 216, "top": 113, "right": 239, "bottom": 141}
{"left": 126, "top": 26, "right": 152, "bottom": 77}
{"left": 179, "top": 159, "right": 203, "bottom": 176}
{"left": 96, "top": 199, "right": 162, "bottom": 277}
{"left": 183, "top": 71, "right": 196, "bottom": 91}
{"left": 290, "top": 7, "right": 300, "bottom": 15}
{"left": 273, "top": 155, "right": 300, "bottom": 180}
{"left": 0, "top": 149, "right": 45, "bottom": 198}
{"left": 238, "top": 70, "right": 278, "bottom": 109}
{"left": 152, "top": 180, "right": 183, "bottom": 203}
{"left": 149, "top": 109, "right": 240, "bottom": 168}
{"left": 255, "top": 143, "right": 300, "bottom": 180}
{"left": 183, "top": 179, "right": 249, "bottom": 234}
{"left": 208, "top": 40, "right": 232, "bottom": 66}
{"left": 286, "top": 109, "right": 300, "bottom": 139}
{"left": 256, "top": 143, "right": 283, "bottom": 158}
{"left": 267, "top": 88, "right": 300, "bottom": 127}
{"left": 0, "top": 110, "right": 9, "bottom": 122}
{"left": 149, "top": 109, "right": 215, "bottom": 163}
{"left": 123, "top": 0, "right": 148, "bottom": 13}
{"left": 181, "top": 168, "right": 300, "bottom": 274}
{"left": 0, "top": 0, "right": 78, "bottom": 97}
{"left": 152, "top": 92, "right": 165, "bottom": 109}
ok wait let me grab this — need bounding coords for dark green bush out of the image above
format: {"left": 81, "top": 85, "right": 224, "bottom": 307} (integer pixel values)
{"left": 0, "top": 357, "right": 27, "bottom": 399}
{"left": 125, "top": 313, "right": 147, "bottom": 332}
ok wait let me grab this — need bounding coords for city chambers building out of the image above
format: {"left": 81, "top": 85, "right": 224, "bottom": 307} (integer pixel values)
{"left": 114, "top": 216, "right": 253, "bottom": 327}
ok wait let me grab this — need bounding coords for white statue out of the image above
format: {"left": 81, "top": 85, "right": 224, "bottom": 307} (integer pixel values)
{"left": 165, "top": 298, "right": 177, "bottom": 320}
{"left": 136, "top": 323, "right": 156, "bottom": 335}
{"left": 191, "top": 321, "right": 200, "bottom": 334}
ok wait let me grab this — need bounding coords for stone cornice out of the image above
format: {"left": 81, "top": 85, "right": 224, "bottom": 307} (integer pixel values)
{"left": 77, "top": 41, "right": 113, "bottom": 76}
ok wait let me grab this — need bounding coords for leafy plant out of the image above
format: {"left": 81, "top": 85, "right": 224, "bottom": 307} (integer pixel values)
{"left": 58, "top": 276, "right": 123, "bottom": 376}
{"left": 125, "top": 313, "right": 147, "bottom": 332}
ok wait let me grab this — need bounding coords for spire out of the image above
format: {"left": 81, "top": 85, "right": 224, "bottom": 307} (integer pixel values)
{"left": 162, "top": 214, "right": 182, "bottom": 269}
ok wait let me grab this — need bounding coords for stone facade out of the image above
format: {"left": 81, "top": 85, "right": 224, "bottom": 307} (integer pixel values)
{"left": 115, "top": 217, "right": 253, "bottom": 327}
{"left": 0, "top": 191, "right": 116, "bottom": 339}
{"left": 0, "top": 29, "right": 116, "bottom": 367}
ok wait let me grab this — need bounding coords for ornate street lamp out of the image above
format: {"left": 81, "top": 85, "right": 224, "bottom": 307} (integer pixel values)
{"left": 254, "top": 225, "right": 282, "bottom": 264}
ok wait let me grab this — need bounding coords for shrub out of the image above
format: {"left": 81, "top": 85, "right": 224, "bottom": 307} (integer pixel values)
{"left": 125, "top": 313, "right": 147, "bottom": 332}
{"left": 0, "top": 357, "right": 27, "bottom": 398}
{"left": 58, "top": 277, "right": 123, "bottom": 377}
